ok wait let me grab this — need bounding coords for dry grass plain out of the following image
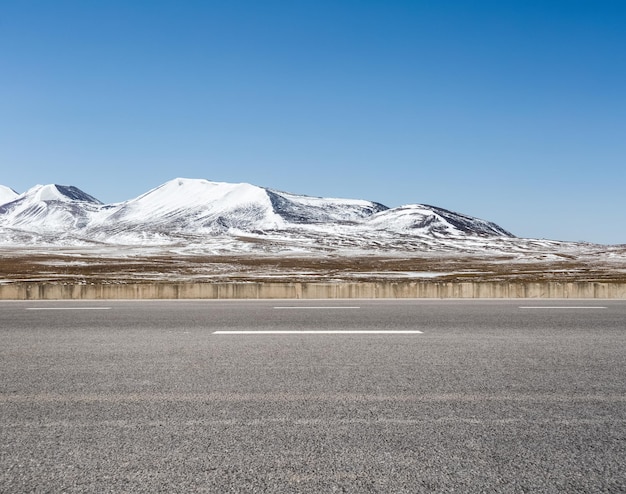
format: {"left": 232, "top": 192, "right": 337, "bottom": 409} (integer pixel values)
{"left": 2, "top": 248, "right": 626, "bottom": 285}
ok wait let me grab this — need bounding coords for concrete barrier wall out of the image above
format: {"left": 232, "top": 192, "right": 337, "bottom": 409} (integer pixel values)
{"left": 1, "top": 281, "right": 625, "bottom": 300}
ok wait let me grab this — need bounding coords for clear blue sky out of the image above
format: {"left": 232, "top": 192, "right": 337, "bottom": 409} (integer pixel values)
{"left": 1, "top": 0, "right": 624, "bottom": 244}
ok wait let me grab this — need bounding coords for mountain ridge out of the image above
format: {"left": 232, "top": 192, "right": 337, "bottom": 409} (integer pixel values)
{"left": 0, "top": 177, "right": 516, "bottom": 250}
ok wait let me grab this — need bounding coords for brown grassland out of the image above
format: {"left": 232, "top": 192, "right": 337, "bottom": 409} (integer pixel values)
{"left": 1, "top": 251, "right": 625, "bottom": 284}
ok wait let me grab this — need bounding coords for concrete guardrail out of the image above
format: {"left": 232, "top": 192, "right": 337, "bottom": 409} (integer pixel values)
{"left": 0, "top": 281, "right": 625, "bottom": 299}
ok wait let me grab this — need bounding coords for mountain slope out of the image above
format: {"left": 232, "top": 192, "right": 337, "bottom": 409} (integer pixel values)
{"left": 0, "top": 184, "right": 102, "bottom": 232}
{"left": 0, "top": 185, "right": 19, "bottom": 206}
{"left": 90, "top": 178, "right": 286, "bottom": 234}
{"left": 266, "top": 189, "right": 387, "bottom": 224}
{"left": 368, "top": 204, "right": 513, "bottom": 237}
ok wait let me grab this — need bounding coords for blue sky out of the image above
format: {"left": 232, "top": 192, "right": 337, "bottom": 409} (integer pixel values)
{"left": 1, "top": 0, "right": 624, "bottom": 244}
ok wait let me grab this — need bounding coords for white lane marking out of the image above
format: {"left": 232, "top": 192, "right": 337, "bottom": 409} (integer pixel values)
{"left": 274, "top": 306, "right": 361, "bottom": 310}
{"left": 213, "top": 330, "right": 422, "bottom": 335}
{"left": 26, "top": 307, "right": 112, "bottom": 311}
{"left": 519, "top": 306, "right": 607, "bottom": 309}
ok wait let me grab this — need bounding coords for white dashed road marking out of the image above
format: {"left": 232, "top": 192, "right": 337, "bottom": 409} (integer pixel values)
{"left": 519, "top": 306, "right": 607, "bottom": 310}
{"left": 26, "top": 307, "right": 112, "bottom": 310}
{"left": 273, "top": 306, "right": 361, "bottom": 310}
{"left": 213, "top": 330, "right": 423, "bottom": 335}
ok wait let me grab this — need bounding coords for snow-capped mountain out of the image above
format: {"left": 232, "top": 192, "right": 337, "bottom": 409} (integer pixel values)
{"left": 91, "top": 179, "right": 286, "bottom": 234}
{"left": 0, "top": 184, "right": 102, "bottom": 233}
{"left": 368, "top": 204, "right": 512, "bottom": 236}
{"left": 0, "top": 185, "right": 19, "bottom": 205}
{"left": 0, "top": 178, "right": 515, "bottom": 249}
{"left": 87, "top": 178, "right": 393, "bottom": 237}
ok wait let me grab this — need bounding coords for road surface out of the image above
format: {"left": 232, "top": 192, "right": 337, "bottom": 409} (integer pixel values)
{"left": 1, "top": 299, "right": 625, "bottom": 492}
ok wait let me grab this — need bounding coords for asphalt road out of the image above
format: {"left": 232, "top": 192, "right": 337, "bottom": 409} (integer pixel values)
{"left": 1, "top": 299, "right": 625, "bottom": 493}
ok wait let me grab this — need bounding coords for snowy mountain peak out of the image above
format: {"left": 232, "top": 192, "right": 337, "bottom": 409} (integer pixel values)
{"left": 92, "top": 178, "right": 284, "bottom": 233}
{"left": 368, "top": 204, "right": 514, "bottom": 237}
{"left": 0, "top": 185, "right": 19, "bottom": 206}
{"left": 0, "top": 184, "right": 102, "bottom": 233}
{"left": 131, "top": 178, "right": 266, "bottom": 207}
{"left": 422, "top": 204, "right": 513, "bottom": 237}
{"left": 21, "top": 184, "right": 102, "bottom": 204}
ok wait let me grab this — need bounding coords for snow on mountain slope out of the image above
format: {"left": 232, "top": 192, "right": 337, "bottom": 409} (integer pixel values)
{"left": 89, "top": 178, "right": 392, "bottom": 237}
{"left": 425, "top": 205, "right": 513, "bottom": 237}
{"left": 90, "top": 178, "right": 286, "bottom": 234}
{"left": 266, "top": 189, "right": 387, "bottom": 224}
{"left": 0, "top": 184, "right": 102, "bottom": 233}
{"left": 28, "top": 184, "right": 101, "bottom": 204}
{"left": 368, "top": 204, "right": 514, "bottom": 237}
{"left": 0, "top": 185, "right": 19, "bottom": 206}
